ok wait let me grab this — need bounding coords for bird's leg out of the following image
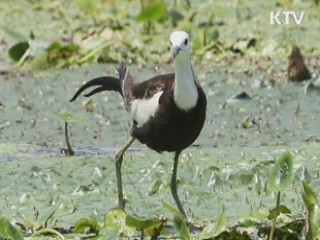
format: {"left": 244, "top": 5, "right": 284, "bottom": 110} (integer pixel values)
{"left": 170, "top": 151, "right": 187, "bottom": 217}
{"left": 115, "top": 136, "right": 135, "bottom": 209}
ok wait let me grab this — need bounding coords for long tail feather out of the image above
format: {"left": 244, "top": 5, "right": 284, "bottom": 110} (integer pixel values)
{"left": 117, "top": 63, "right": 127, "bottom": 83}
{"left": 84, "top": 86, "right": 109, "bottom": 97}
{"left": 69, "top": 76, "right": 122, "bottom": 102}
{"left": 117, "top": 62, "right": 134, "bottom": 109}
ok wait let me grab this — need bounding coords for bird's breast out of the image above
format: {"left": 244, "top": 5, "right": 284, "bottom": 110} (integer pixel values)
{"left": 132, "top": 88, "right": 206, "bottom": 152}
{"left": 130, "top": 91, "right": 163, "bottom": 127}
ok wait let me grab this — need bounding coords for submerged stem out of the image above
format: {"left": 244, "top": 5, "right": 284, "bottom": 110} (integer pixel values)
{"left": 269, "top": 191, "right": 281, "bottom": 240}
{"left": 64, "top": 121, "right": 74, "bottom": 156}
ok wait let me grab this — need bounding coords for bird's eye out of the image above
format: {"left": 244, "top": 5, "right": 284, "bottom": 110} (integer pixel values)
{"left": 184, "top": 39, "right": 188, "bottom": 45}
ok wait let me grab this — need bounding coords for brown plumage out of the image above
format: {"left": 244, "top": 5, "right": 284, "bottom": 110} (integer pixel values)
{"left": 288, "top": 45, "right": 311, "bottom": 82}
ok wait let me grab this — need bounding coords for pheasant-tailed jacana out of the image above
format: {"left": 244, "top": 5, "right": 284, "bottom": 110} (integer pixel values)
{"left": 70, "top": 31, "right": 207, "bottom": 217}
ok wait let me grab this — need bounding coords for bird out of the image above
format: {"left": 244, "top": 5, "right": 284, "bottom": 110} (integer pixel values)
{"left": 70, "top": 30, "right": 207, "bottom": 217}
{"left": 288, "top": 45, "right": 311, "bottom": 82}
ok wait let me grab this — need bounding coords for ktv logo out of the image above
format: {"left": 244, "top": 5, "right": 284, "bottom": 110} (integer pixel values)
{"left": 270, "top": 11, "right": 305, "bottom": 25}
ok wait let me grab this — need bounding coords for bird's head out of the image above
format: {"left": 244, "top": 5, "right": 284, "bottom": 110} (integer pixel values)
{"left": 169, "top": 31, "right": 191, "bottom": 61}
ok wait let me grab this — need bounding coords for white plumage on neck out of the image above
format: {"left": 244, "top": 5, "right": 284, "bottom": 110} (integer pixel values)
{"left": 130, "top": 30, "right": 199, "bottom": 128}
{"left": 170, "top": 30, "right": 198, "bottom": 111}
{"left": 173, "top": 59, "right": 198, "bottom": 110}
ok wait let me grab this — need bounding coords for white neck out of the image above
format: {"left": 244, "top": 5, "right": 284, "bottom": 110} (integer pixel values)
{"left": 173, "top": 58, "right": 198, "bottom": 110}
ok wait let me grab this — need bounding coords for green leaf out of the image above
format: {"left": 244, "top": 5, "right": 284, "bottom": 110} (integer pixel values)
{"left": 32, "top": 228, "right": 65, "bottom": 240}
{"left": 126, "top": 215, "right": 161, "bottom": 230}
{"left": 74, "top": 216, "right": 101, "bottom": 234}
{"left": 306, "top": 204, "right": 320, "bottom": 240}
{"left": 75, "top": 0, "right": 101, "bottom": 16}
{"left": 47, "top": 42, "right": 79, "bottom": 66}
{"left": 47, "top": 42, "right": 79, "bottom": 53}
{"left": 148, "top": 179, "right": 162, "bottom": 195}
{"left": 29, "top": 51, "right": 49, "bottom": 70}
{"left": 104, "top": 208, "right": 135, "bottom": 237}
{"left": 55, "top": 109, "right": 84, "bottom": 123}
{"left": 40, "top": 205, "right": 59, "bottom": 228}
{"left": 302, "top": 181, "right": 319, "bottom": 209}
{"left": 268, "top": 205, "right": 291, "bottom": 219}
{"left": 0, "top": 217, "right": 24, "bottom": 240}
{"left": 104, "top": 209, "right": 126, "bottom": 230}
{"left": 268, "top": 152, "right": 294, "bottom": 192}
{"left": 137, "top": 1, "right": 167, "bottom": 22}
{"left": 47, "top": 42, "right": 63, "bottom": 51}
{"left": 21, "top": 217, "right": 42, "bottom": 233}
{"left": 8, "top": 42, "right": 29, "bottom": 62}
{"left": 163, "top": 202, "right": 190, "bottom": 240}
{"left": 209, "top": 29, "right": 220, "bottom": 42}
{"left": 239, "top": 209, "right": 270, "bottom": 227}
{"left": 173, "top": 215, "right": 190, "bottom": 240}
{"left": 200, "top": 212, "right": 228, "bottom": 239}
{"left": 163, "top": 202, "right": 186, "bottom": 220}
{"left": 125, "top": 215, "right": 166, "bottom": 239}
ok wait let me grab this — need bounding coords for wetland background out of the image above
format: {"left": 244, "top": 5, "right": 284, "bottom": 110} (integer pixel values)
{"left": 0, "top": 0, "right": 320, "bottom": 239}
